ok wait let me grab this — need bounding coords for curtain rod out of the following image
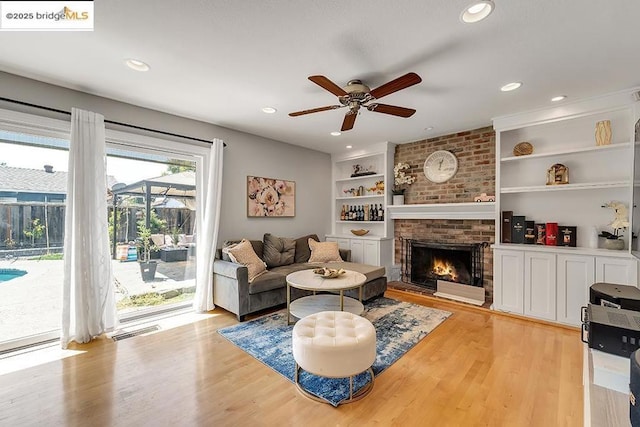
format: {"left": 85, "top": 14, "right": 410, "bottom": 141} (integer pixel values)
{"left": 0, "top": 96, "right": 225, "bottom": 146}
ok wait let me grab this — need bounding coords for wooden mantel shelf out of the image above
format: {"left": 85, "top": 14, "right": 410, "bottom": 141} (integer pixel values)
{"left": 387, "top": 202, "right": 495, "bottom": 220}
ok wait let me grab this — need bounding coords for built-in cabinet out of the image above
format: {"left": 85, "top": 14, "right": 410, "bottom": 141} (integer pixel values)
{"left": 494, "top": 246, "right": 638, "bottom": 326}
{"left": 492, "top": 89, "right": 640, "bottom": 326}
{"left": 327, "top": 142, "right": 395, "bottom": 273}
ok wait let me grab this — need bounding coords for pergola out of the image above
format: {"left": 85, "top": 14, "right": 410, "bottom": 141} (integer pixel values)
{"left": 110, "top": 171, "right": 196, "bottom": 258}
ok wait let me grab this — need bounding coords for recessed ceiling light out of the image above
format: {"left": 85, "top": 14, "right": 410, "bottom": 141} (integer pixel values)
{"left": 125, "top": 58, "right": 150, "bottom": 72}
{"left": 551, "top": 95, "right": 567, "bottom": 102}
{"left": 346, "top": 145, "right": 353, "bottom": 149}
{"left": 500, "top": 82, "right": 522, "bottom": 92}
{"left": 261, "top": 107, "right": 277, "bottom": 114}
{"left": 425, "top": 126, "right": 434, "bottom": 131}
{"left": 331, "top": 131, "right": 341, "bottom": 136}
{"left": 460, "top": 1, "right": 495, "bottom": 23}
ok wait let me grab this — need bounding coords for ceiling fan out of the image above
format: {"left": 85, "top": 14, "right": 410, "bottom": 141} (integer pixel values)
{"left": 289, "top": 72, "right": 422, "bottom": 131}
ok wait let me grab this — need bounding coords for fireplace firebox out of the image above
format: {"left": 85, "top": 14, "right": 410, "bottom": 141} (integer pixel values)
{"left": 401, "top": 239, "right": 488, "bottom": 290}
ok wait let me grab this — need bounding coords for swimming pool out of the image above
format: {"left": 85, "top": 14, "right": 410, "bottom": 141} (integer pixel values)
{"left": 0, "top": 268, "right": 28, "bottom": 282}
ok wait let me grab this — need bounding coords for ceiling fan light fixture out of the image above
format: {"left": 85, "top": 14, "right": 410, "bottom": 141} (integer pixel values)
{"left": 125, "top": 58, "right": 150, "bottom": 72}
{"left": 500, "top": 81, "right": 522, "bottom": 92}
{"left": 261, "top": 107, "right": 277, "bottom": 114}
{"left": 330, "top": 131, "right": 341, "bottom": 136}
{"left": 551, "top": 95, "right": 567, "bottom": 102}
{"left": 461, "top": 1, "right": 494, "bottom": 23}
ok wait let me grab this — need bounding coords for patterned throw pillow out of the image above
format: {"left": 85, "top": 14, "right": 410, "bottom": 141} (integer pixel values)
{"left": 227, "top": 239, "right": 267, "bottom": 282}
{"left": 307, "top": 239, "right": 343, "bottom": 263}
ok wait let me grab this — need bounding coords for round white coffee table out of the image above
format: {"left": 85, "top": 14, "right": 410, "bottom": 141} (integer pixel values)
{"left": 286, "top": 269, "right": 367, "bottom": 325}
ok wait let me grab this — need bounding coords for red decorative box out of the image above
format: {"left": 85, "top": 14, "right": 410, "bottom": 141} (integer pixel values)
{"left": 546, "top": 223, "right": 559, "bottom": 246}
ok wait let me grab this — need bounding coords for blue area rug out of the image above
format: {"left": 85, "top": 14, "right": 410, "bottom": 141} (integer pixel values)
{"left": 218, "top": 297, "right": 451, "bottom": 406}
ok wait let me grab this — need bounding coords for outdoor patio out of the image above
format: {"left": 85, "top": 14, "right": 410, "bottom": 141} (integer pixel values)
{"left": 0, "top": 256, "right": 195, "bottom": 344}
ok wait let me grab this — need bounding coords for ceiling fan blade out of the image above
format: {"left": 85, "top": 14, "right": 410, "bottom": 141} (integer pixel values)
{"left": 369, "top": 72, "right": 422, "bottom": 99}
{"left": 289, "top": 105, "right": 343, "bottom": 117}
{"left": 341, "top": 111, "right": 357, "bottom": 131}
{"left": 367, "top": 103, "right": 416, "bottom": 118}
{"left": 308, "top": 75, "right": 348, "bottom": 97}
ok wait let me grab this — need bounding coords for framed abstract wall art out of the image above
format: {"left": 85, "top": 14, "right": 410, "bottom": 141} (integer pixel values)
{"left": 247, "top": 176, "right": 295, "bottom": 217}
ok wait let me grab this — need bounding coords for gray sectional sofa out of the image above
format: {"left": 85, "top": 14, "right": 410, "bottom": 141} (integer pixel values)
{"left": 213, "top": 234, "right": 387, "bottom": 321}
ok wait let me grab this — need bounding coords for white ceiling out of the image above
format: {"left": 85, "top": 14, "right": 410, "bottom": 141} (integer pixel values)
{"left": 1, "top": 1, "right": 639, "bottom": 154}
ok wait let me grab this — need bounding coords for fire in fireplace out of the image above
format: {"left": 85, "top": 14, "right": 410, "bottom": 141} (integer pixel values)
{"left": 401, "top": 239, "right": 488, "bottom": 290}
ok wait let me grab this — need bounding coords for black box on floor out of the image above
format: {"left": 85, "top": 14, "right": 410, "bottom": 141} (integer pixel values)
{"left": 583, "top": 303, "right": 640, "bottom": 357}
{"left": 590, "top": 282, "right": 640, "bottom": 311}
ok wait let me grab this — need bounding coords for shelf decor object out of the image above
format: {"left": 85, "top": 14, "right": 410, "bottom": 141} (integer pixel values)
{"left": 595, "top": 120, "right": 612, "bottom": 146}
{"left": 513, "top": 141, "right": 533, "bottom": 156}
{"left": 350, "top": 229, "right": 369, "bottom": 236}
{"left": 546, "top": 163, "right": 569, "bottom": 185}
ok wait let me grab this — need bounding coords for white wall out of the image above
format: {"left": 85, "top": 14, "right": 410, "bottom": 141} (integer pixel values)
{"left": 0, "top": 71, "right": 332, "bottom": 243}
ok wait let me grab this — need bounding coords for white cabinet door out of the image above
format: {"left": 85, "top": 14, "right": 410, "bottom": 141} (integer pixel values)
{"left": 326, "top": 237, "right": 350, "bottom": 251}
{"left": 557, "top": 254, "right": 595, "bottom": 326}
{"left": 350, "top": 239, "right": 364, "bottom": 264}
{"left": 524, "top": 252, "right": 556, "bottom": 321}
{"left": 596, "top": 257, "right": 638, "bottom": 286}
{"left": 493, "top": 249, "right": 524, "bottom": 314}
{"left": 363, "top": 240, "right": 379, "bottom": 265}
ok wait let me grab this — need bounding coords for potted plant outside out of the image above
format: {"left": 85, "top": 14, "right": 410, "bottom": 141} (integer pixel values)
{"left": 137, "top": 224, "right": 159, "bottom": 282}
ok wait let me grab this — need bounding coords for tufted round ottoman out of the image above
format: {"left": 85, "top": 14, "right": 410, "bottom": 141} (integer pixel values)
{"left": 291, "top": 310, "right": 376, "bottom": 404}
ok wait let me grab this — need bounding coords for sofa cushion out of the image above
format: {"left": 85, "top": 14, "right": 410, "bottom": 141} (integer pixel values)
{"left": 263, "top": 233, "right": 296, "bottom": 268}
{"left": 227, "top": 239, "right": 267, "bottom": 283}
{"left": 270, "top": 262, "right": 316, "bottom": 277}
{"left": 248, "top": 270, "right": 287, "bottom": 294}
{"left": 294, "top": 234, "right": 320, "bottom": 263}
{"left": 308, "top": 239, "right": 343, "bottom": 263}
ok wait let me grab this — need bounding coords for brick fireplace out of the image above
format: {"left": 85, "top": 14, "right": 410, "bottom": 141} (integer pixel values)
{"left": 392, "top": 126, "right": 496, "bottom": 303}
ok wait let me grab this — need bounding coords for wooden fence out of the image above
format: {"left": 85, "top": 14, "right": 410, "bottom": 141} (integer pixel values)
{"left": 0, "top": 203, "right": 195, "bottom": 250}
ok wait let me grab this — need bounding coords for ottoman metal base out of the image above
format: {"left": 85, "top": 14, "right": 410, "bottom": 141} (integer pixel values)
{"left": 294, "top": 363, "right": 375, "bottom": 405}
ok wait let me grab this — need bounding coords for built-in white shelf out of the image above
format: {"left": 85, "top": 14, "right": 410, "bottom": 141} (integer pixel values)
{"left": 335, "top": 173, "right": 384, "bottom": 183}
{"left": 492, "top": 243, "right": 637, "bottom": 258}
{"left": 336, "top": 220, "right": 384, "bottom": 224}
{"left": 387, "top": 202, "right": 495, "bottom": 220}
{"left": 500, "top": 142, "right": 631, "bottom": 162}
{"left": 501, "top": 181, "right": 630, "bottom": 194}
{"left": 337, "top": 195, "right": 384, "bottom": 200}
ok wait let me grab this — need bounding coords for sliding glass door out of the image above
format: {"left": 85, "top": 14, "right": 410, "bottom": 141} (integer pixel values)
{"left": 0, "top": 109, "right": 208, "bottom": 352}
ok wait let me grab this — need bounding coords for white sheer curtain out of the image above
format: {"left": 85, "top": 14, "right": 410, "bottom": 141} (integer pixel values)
{"left": 194, "top": 138, "right": 224, "bottom": 312}
{"left": 61, "top": 108, "right": 116, "bottom": 348}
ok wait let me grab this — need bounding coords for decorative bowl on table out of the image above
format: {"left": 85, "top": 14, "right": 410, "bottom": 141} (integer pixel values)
{"left": 350, "top": 229, "right": 369, "bottom": 236}
{"left": 313, "top": 267, "right": 346, "bottom": 279}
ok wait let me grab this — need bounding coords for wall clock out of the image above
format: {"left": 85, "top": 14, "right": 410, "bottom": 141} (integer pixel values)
{"left": 424, "top": 150, "right": 458, "bottom": 183}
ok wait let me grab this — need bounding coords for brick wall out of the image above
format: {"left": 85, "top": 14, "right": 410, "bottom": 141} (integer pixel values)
{"left": 393, "top": 126, "right": 496, "bottom": 301}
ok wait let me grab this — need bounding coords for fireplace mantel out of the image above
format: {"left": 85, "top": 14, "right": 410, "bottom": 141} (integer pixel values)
{"left": 387, "top": 202, "right": 495, "bottom": 220}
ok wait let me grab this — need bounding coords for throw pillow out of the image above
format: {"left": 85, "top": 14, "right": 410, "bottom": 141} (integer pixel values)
{"left": 262, "top": 233, "right": 296, "bottom": 268}
{"left": 308, "top": 238, "right": 343, "bottom": 263}
{"left": 221, "top": 240, "right": 242, "bottom": 261}
{"left": 294, "top": 234, "right": 320, "bottom": 263}
{"left": 227, "top": 239, "right": 267, "bottom": 283}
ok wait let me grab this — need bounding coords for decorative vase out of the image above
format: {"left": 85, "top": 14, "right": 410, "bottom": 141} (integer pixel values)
{"left": 595, "top": 120, "right": 612, "bottom": 146}
{"left": 603, "top": 238, "right": 624, "bottom": 250}
{"left": 392, "top": 194, "right": 405, "bottom": 205}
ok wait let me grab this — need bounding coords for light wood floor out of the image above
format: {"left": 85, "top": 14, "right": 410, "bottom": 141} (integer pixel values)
{"left": 0, "top": 288, "right": 583, "bottom": 426}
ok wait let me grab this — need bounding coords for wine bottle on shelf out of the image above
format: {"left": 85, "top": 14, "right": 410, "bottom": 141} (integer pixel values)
{"left": 378, "top": 204, "right": 384, "bottom": 221}
{"left": 340, "top": 205, "right": 345, "bottom": 221}
{"left": 364, "top": 204, "right": 369, "bottom": 221}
